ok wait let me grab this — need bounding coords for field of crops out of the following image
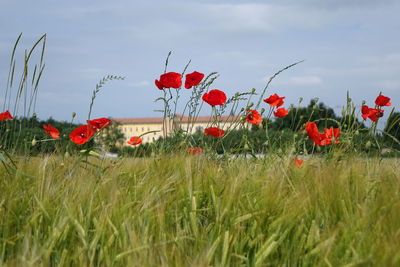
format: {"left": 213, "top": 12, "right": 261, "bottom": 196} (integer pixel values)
{"left": 1, "top": 155, "right": 399, "bottom": 266}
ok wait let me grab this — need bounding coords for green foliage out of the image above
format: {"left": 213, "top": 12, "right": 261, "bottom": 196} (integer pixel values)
{"left": 384, "top": 112, "right": 400, "bottom": 149}
{"left": 0, "top": 117, "right": 99, "bottom": 155}
{"left": 270, "top": 100, "right": 339, "bottom": 131}
{"left": 95, "top": 121, "right": 125, "bottom": 153}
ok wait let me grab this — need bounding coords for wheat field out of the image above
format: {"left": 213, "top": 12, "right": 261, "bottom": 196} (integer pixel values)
{"left": 1, "top": 154, "right": 399, "bottom": 266}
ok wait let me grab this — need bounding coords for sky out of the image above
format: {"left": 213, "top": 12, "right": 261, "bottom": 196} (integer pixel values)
{"left": 0, "top": 0, "right": 399, "bottom": 123}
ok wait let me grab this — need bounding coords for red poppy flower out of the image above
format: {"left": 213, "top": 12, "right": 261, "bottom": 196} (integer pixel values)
{"left": 304, "top": 122, "right": 340, "bottom": 146}
{"left": 185, "top": 71, "right": 204, "bottom": 89}
{"left": 155, "top": 79, "right": 164, "bottom": 90}
{"left": 155, "top": 72, "right": 182, "bottom": 89}
{"left": 263, "top": 94, "right": 285, "bottom": 107}
{"left": 293, "top": 158, "right": 303, "bottom": 167}
{"left": 320, "top": 127, "right": 341, "bottom": 145}
{"left": 43, "top": 124, "right": 60, "bottom": 139}
{"left": 204, "top": 127, "right": 225, "bottom": 137}
{"left": 202, "top": 89, "right": 227, "bottom": 106}
{"left": 187, "top": 147, "right": 203, "bottom": 155}
{"left": 361, "top": 105, "right": 384, "bottom": 122}
{"left": 274, "top": 107, "right": 289, "bottom": 118}
{"left": 69, "top": 125, "right": 96, "bottom": 145}
{"left": 246, "top": 109, "right": 262, "bottom": 125}
{"left": 375, "top": 94, "right": 391, "bottom": 107}
{"left": 87, "top": 118, "right": 111, "bottom": 130}
{"left": 304, "top": 122, "right": 320, "bottom": 143}
{"left": 127, "top": 136, "right": 142, "bottom": 146}
{"left": 0, "top": 110, "right": 13, "bottom": 121}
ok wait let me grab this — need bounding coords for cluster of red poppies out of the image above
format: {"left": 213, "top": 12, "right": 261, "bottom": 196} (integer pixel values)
{"left": 155, "top": 73, "right": 292, "bottom": 154}
{"left": 361, "top": 94, "right": 391, "bottom": 122}
{"left": 0, "top": 110, "right": 113, "bottom": 146}
{"left": 52, "top": 118, "right": 111, "bottom": 145}
{"left": 1, "top": 73, "right": 394, "bottom": 162}
{"left": 155, "top": 71, "right": 227, "bottom": 140}
{"left": 304, "top": 122, "right": 341, "bottom": 146}
{"left": 67, "top": 118, "right": 109, "bottom": 145}
{"left": 155, "top": 71, "right": 205, "bottom": 90}
{"left": 264, "top": 94, "right": 290, "bottom": 118}
{"left": 154, "top": 70, "right": 338, "bottom": 156}
{"left": 245, "top": 93, "right": 290, "bottom": 127}
{"left": 202, "top": 89, "right": 228, "bottom": 138}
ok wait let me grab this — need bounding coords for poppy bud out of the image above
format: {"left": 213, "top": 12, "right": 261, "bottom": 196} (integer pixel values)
{"left": 365, "top": 141, "right": 372, "bottom": 149}
{"left": 361, "top": 100, "right": 366, "bottom": 105}
{"left": 244, "top": 143, "right": 250, "bottom": 150}
{"left": 260, "top": 108, "right": 265, "bottom": 114}
{"left": 298, "top": 97, "right": 303, "bottom": 104}
{"left": 32, "top": 113, "right": 37, "bottom": 119}
{"left": 248, "top": 102, "right": 254, "bottom": 107}
{"left": 31, "top": 139, "right": 37, "bottom": 146}
{"left": 251, "top": 88, "right": 256, "bottom": 94}
{"left": 72, "top": 112, "right": 76, "bottom": 118}
{"left": 64, "top": 151, "right": 70, "bottom": 158}
{"left": 355, "top": 130, "right": 359, "bottom": 136}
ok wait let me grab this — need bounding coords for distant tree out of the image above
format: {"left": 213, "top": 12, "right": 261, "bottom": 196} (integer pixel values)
{"left": 384, "top": 112, "right": 400, "bottom": 148}
{"left": 269, "top": 100, "right": 339, "bottom": 131}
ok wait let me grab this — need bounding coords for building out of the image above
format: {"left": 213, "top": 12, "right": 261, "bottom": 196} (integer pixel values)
{"left": 113, "top": 114, "right": 242, "bottom": 144}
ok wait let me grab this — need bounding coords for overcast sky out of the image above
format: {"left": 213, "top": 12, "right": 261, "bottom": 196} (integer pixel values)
{"left": 0, "top": 0, "right": 399, "bottom": 122}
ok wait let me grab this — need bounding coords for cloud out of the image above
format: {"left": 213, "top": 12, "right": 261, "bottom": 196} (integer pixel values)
{"left": 199, "top": 4, "right": 274, "bottom": 33}
{"left": 109, "top": 2, "right": 334, "bottom": 39}
{"left": 204, "top": 0, "right": 397, "bottom": 9}
{"left": 288, "top": 0, "right": 397, "bottom": 9}
{"left": 191, "top": 3, "right": 333, "bottom": 34}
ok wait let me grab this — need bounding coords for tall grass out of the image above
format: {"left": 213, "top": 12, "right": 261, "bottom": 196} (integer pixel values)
{"left": 1, "top": 155, "right": 399, "bottom": 266}
{"left": 1, "top": 33, "right": 46, "bottom": 153}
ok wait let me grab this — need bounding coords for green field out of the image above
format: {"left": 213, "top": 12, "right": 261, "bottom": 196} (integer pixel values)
{"left": 1, "top": 155, "right": 399, "bottom": 266}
